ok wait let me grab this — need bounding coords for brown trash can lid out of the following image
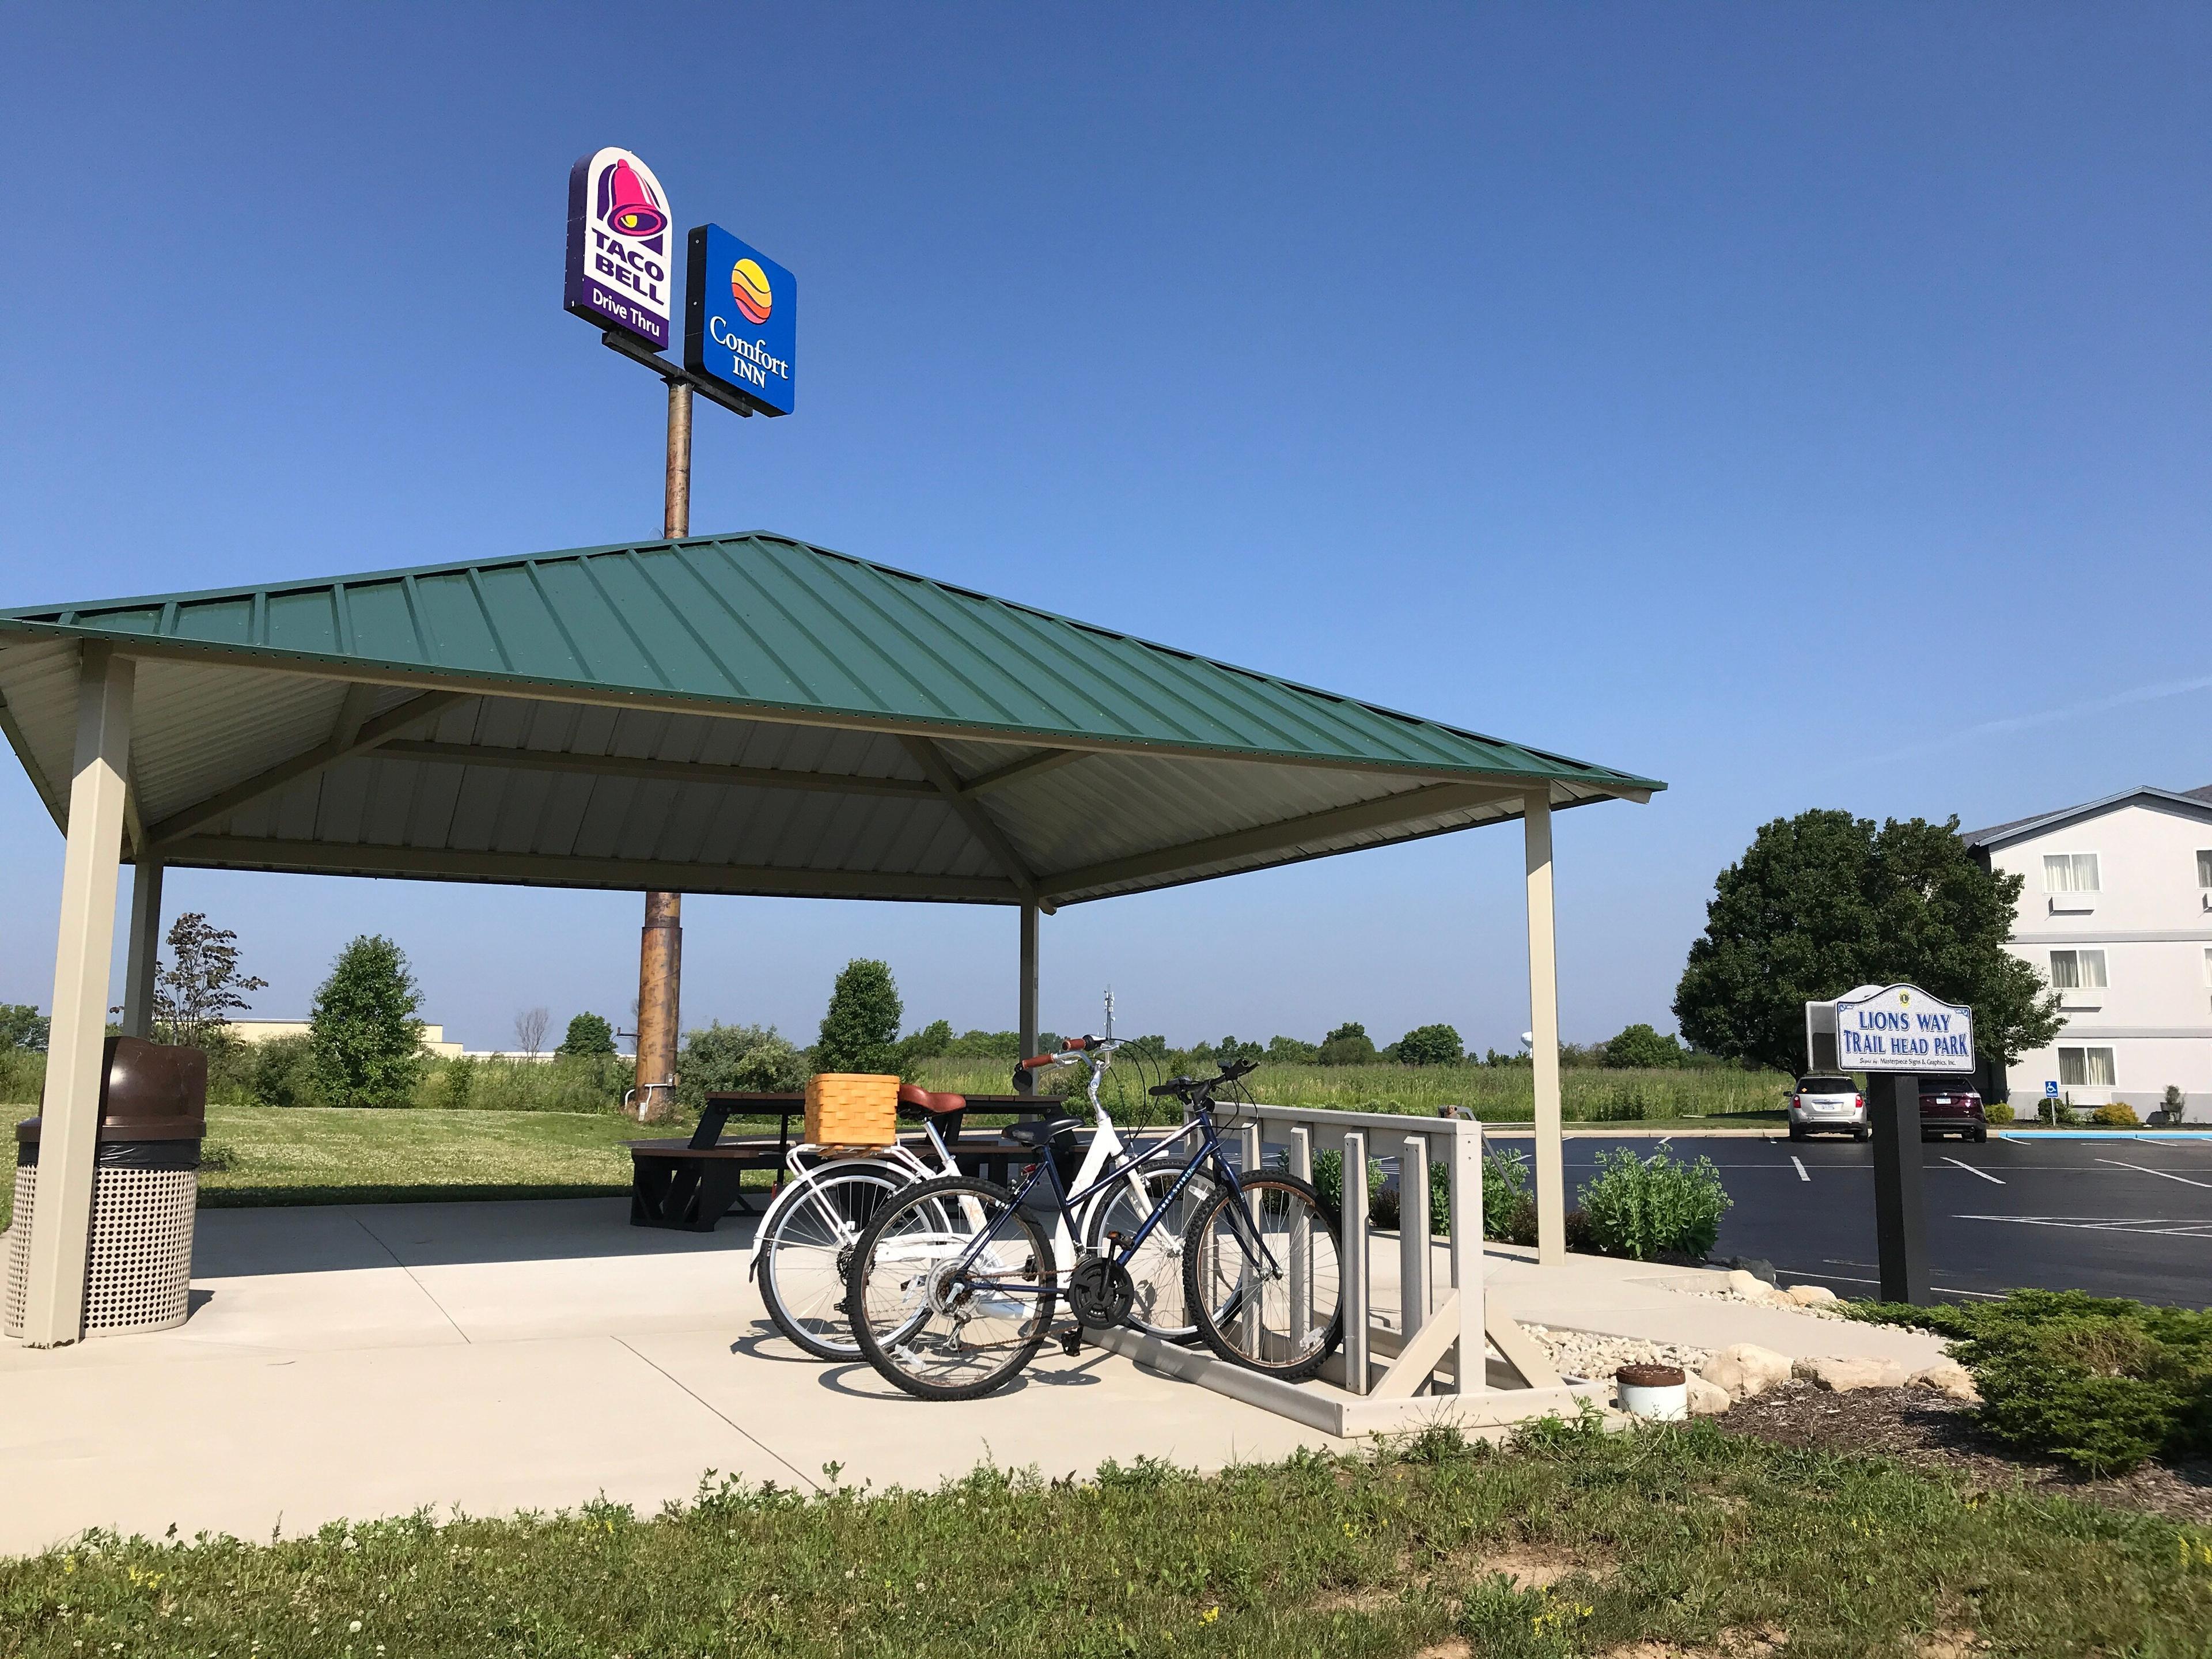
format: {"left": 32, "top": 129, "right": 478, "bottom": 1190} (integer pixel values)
{"left": 1615, "top": 1363, "right": 1686, "bottom": 1388}
{"left": 28, "top": 1036, "right": 207, "bottom": 1136}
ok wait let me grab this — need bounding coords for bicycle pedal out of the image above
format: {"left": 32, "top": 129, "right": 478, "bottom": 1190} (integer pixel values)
{"left": 1059, "top": 1327, "right": 1084, "bottom": 1357}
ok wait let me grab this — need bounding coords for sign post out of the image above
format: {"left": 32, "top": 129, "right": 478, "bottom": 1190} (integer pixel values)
{"left": 563, "top": 153, "right": 798, "bottom": 1120}
{"left": 1805, "top": 984, "right": 1975, "bottom": 1305}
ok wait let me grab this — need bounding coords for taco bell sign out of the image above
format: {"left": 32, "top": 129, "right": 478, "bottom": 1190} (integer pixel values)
{"left": 565, "top": 147, "right": 673, "bottom": 350}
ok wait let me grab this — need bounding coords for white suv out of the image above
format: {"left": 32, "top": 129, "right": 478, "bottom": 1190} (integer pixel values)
{"left": 1789, "top": 1074, "right": 1868, "bottom": 1141}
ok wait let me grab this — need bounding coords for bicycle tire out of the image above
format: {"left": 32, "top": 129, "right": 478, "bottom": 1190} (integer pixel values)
{"left": 1182, "top": 1172, "right": 1343, "bottom": 1381}
{"left": 849, "top": 1175, "right": 1059, "bottom": 1402}
{"left": 757, "top": 1160, "right": 913, "bottom": 1360}
{"left": 1083, "top": 1165, "right": 1209, "bottom": 1340}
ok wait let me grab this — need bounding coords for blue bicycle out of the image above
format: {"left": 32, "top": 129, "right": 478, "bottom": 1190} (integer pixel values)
{"left": 847, "top": 1055, "right": 1344, "bottom": 1400}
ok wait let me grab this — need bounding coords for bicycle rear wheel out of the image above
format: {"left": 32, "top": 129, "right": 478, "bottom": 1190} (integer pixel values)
{"left": 757, "top": 1160, "right": 911, "bottom": 1360}
{"left": 849, "top": 1176, "right": 1059, "bottom": 1402}
{"left": 1183, "top": 1173, "right": 1343, "bottom": 1381}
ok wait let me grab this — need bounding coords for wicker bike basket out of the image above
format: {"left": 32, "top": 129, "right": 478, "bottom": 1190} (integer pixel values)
{"left": 802, "top": 1073, "right": 900, "bottom": 1149}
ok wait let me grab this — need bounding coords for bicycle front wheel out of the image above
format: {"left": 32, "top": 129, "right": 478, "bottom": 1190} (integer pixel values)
{"left": 849, "top": 1176, "right": 1059, "bottom": 1402}
{"left": 757, "top": 1160, "right": 912, "bottom": 1360}
{"left": 1084, "top": 1165, "right": 1209, "bottom": 1340}
{"left": 1183, "top": 1173, "right": 1343, "bottom": 1381}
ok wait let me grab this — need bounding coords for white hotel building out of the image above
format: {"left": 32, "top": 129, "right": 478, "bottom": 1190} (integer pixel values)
{"left": 1963, "top": 784, "right": 2212, "bottom": 1121}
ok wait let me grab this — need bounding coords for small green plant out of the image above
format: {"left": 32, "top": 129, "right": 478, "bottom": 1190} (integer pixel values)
{"left": 2094, "top": 1100, "right": 2141, "bottom": 1127}
{"left": 1575, "top": 1147, "right": 1730, "bottom": 1260}
{"left": 249, "top": 1032, "right": 321, "bottom": 1108}
{"left": 2158, "top": 1084, "right": 2188, "bottom": 1126}
{"left": 1985, "top": 1100, "right": 2014, "bottom": 1124}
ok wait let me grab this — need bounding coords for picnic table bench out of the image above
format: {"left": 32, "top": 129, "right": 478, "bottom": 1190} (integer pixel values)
{"left": 625, "top": 1091, "right": 1061, "bottom": 1232}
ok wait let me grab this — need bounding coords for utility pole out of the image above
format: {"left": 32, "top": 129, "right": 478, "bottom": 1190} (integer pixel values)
{"left": 631, "top": 378, "right": 692, "bottom": 1123}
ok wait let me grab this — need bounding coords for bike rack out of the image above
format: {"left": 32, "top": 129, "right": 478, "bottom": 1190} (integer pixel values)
{"left": 1092, "top": 1104, "right": 1603, "bottom": 1437}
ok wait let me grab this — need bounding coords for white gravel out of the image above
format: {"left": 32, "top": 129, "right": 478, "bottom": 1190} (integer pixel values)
{"left": 1520, "top": 1322, "right": 1710, "bottom": 1384}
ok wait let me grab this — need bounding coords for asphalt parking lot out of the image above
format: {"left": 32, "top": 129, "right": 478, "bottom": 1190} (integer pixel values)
{"left": 1486, "top": 1132, "right": 2212, "bottom": 1306}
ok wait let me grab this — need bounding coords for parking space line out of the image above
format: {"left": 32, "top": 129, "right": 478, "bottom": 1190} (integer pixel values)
{"left": 1942, "top": 1156, "right": 2003, "bottom": 1185}
{"left": 1959, "top": 1214, "right": 2212, "bottom": 1236}
{"left": 1788, "top": 1267, "right": 2004, "bottom": 1300}
{"left": 1790, "top": 1156, "right": 1809, "bottom": 1182}
{"left": 2097, "top": 1158, "right": 2212, "bottom": 1188}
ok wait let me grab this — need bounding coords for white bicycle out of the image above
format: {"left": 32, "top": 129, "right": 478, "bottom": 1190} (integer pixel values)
{"left": 749, "top": 1029, "right": 1204, "bottom": 1359}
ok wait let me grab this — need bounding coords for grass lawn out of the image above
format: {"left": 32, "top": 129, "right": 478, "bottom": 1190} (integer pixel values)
{"left": 0, "top": 1104, "right": 770, "bottom": 1231}
{"left": 1, "top": 1415, "right": 2206, "bottom": 1657}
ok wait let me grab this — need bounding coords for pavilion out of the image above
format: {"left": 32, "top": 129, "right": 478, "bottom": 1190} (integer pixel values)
{"left": 0, "top": 531, "right": 1661, "bottom": 1346}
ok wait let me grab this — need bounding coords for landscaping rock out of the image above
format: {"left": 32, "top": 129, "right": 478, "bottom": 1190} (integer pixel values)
{"left": 1685, "top": 1374, "right": 1733, "bottom": 1416}
{"left": 1785, "top": 1284, "right": 1839, "bottom": 1307}
{"left": 1699, "top": 1343, "right": 1793, "bottom": 1399}
{"left": 1910, "top": 1361, "right": 1980, "bottom": 1403}
{"left": 1794, "top": 1355, "right": 1908, "bottom": 1392}
{"left": 1726, "top": 1269, "right": 1783, "bottom": 1302}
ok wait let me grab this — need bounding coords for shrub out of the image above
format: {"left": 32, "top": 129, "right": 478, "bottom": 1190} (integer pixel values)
{"left": 1393, "top": 1024, "right": 1464, "bottom": 1067}
{"left": 309, "top": 935, "right": 426, "bottom": 1108}
{"left": 1482, "top": 1149, "right": 1532, "bottom": 1243}
{"left": 1603, "top": 1022, "right": 1681, "bottom": 1069}
{"left": 1986, "top": 1100, "right": 2015, "bottom": 1124}
{"left": 557, "top": 1012, "right": 617, "bottom": 1057}
{"left": 897, "top": 1019, "right": 953, "bottom": 1067}
{"left": 1851, "top": 1289, "right": 2212, "bottom": 1474}
{"left": 677, "top": 1023, "right": 808, "bottom": 1109}
{"left": 2094, "top": 1100, "right": 2141, "bottom": 1127}
{"left": 1265, "top": 1035, "right": 1319, "bottom": 1064}
{"left": 249, "top": 1033, "right": 321, "bottom": 1108}
{"left": 815, "top": 960, "right": 903, "bottom": 1075}
{"left": 1575, "top": 1147, "right": 1730, "bottom": 1260}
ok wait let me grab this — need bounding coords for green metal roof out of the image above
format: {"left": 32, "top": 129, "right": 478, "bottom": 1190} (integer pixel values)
{"left": 0, "top": 533, "right": 1660, "bottom": 908}
{"left": 0, "top": 532, "right": 1659, "bottom": 793}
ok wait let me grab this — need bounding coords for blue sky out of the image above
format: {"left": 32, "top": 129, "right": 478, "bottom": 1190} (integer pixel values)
{"left": 3, "top": 6, "right": 2206, "bottom": 1053}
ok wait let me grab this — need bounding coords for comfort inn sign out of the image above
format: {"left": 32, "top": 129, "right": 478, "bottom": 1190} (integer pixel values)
{"left": 1805, "top": 984, "right": 1975, "bottom": 1074}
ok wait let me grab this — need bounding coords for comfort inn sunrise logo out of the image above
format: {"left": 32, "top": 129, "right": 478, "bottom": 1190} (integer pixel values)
{"left": 730, "top": 257, "right": 773, "bottom": 324}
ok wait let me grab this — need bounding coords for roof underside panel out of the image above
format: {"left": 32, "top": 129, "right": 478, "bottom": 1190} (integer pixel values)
{"left": 0, "top": 532, "right": 1660, "bottom": 904}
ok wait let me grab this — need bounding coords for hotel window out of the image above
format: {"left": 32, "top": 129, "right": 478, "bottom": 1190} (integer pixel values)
{"left": 2043, "top": 853, "right": 2100, "bottom": 893}
{"left": 2198, "top": 850, "right": 2211, "bottom": 888}
{"left": 2050, "top": 949, "right": 2107, "bottom": 990}
{"left": 2058, "top": 1047, "right": 2116, "bottom": 1088}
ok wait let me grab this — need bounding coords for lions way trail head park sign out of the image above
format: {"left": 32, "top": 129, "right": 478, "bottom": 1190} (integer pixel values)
{"left": 565, "top": 147, "right": 674, "bottom": 349}
{"left": 685, "top": 224, "right": 795, "bottom": 416}
{"left": 1806, "top": 984, "right": 1976, "bottom": 1074}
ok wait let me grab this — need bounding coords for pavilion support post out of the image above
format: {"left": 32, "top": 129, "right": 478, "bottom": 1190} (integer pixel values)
{"left": 21, "top": 646, "right": 135, "bottom": 1347}
{"left": 1016, "top": 900, "right": 1039, "bottom": 1094}
{"left": 631, "top": 377, "right": 694, "bottom": 1124}
{"left": 122, "top": 857, "right": 164, "bottom": 1039}
{"left": 1524, "top": 787, "right": 1566, "bottom": 1267}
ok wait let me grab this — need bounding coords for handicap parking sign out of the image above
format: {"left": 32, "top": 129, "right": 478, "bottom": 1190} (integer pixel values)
{"left": 2045, "top": 1080, "right": 2060, "bottom": 1097}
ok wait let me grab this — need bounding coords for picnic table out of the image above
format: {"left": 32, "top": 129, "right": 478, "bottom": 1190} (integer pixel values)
{"left": 624, "top": 1091, "right": 1063, "bottom": 1232}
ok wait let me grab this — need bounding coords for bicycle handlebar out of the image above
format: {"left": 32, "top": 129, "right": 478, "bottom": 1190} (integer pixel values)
{"left": 1146, "top": 1055, "right": 1257, "bottom": 1099}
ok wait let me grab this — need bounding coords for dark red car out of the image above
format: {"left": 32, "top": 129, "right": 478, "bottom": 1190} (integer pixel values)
{"left": 1919, "top": 1084, "right": 1988, "bottom": 1143}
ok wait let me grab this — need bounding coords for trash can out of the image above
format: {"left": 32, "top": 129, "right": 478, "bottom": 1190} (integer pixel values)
{"left": 4, "top": 1036, "right": 207, "bottom": 1339}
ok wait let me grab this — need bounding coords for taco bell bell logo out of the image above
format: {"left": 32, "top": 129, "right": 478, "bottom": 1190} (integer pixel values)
{"left": 565, "top": 147, "right": 673, "bottom": 350}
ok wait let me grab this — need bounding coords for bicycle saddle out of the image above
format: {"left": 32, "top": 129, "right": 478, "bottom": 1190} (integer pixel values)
{"left": 1002, "top": 1113, "right": 1080, "bottom": 1146}
{"left": 897, "top": 1084, "right": 967, "bottom": 1114}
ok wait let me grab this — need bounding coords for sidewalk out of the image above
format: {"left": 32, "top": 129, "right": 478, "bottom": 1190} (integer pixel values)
{"left": 0, "top": 1199, "right": 1949, "bottom": 1556}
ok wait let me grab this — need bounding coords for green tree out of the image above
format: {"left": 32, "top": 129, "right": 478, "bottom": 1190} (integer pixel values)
{"left": 945, "top": 1028, "right": 1021, "bottom": 1059}
{"left": 897, "top": 1018, "right": 953, "bottom": 1069}
{"left": 1393, "top": 1024, "right": 1464, "bottom": 1066}
{"left": 676, "top": 1022, "right": 807, "bottom": 1109}
{"left": 1674, "top": 810, "right": 2061, "bottom": 1077}
{"left": 153, "top": 911, "right": 267, "bottom": 1048}
{"left": 309, "top": 934, "right": 426, "bottom": 1107}
{"left": 1211, "top": 1035, "right": 1265, "bottom": 1068}
{"left": 1603, "top": 1023, "right": 1682, "bottom": 1069}
{"left": 815, "top": 959, "right": 903, "bottom": 1074}
{"left": 0, "top": 1004, "right": 48, "bottom": 1051}
{"left": 1316, "top": 1021, "right": 1377, "bottom": 1067}
{"left": 1265, "top": 1034, "right": 1319, "bottom": 1064}
{"left": 556, "top": 1012, "right": 617, "bottom": 1057}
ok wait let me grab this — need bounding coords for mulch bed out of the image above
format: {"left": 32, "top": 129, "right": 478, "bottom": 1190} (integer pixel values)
{"left": 1713, "top": 1379, "right": 2212, "bottom": 1527}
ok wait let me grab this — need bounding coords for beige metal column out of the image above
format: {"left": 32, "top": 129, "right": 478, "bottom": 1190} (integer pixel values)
{"left": 21, "top": 646, "right": 135, "bottom": 1347}
{"left": 634, "top": 377, "right": 693, "bottom": 1123}
{"left": 121, "top": 858, "right": 164, "bottom": 1039}
{"left": 1016, "top": 899, "right": 1039, "bottom": 1093}
{"left": 1524, "top": 787, "right": 1566, "bottom": 1266}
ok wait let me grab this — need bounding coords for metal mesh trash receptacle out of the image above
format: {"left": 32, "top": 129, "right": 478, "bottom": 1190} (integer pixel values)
{"left": 3, "top": 1037, "right": 206, "bottom": 1340}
